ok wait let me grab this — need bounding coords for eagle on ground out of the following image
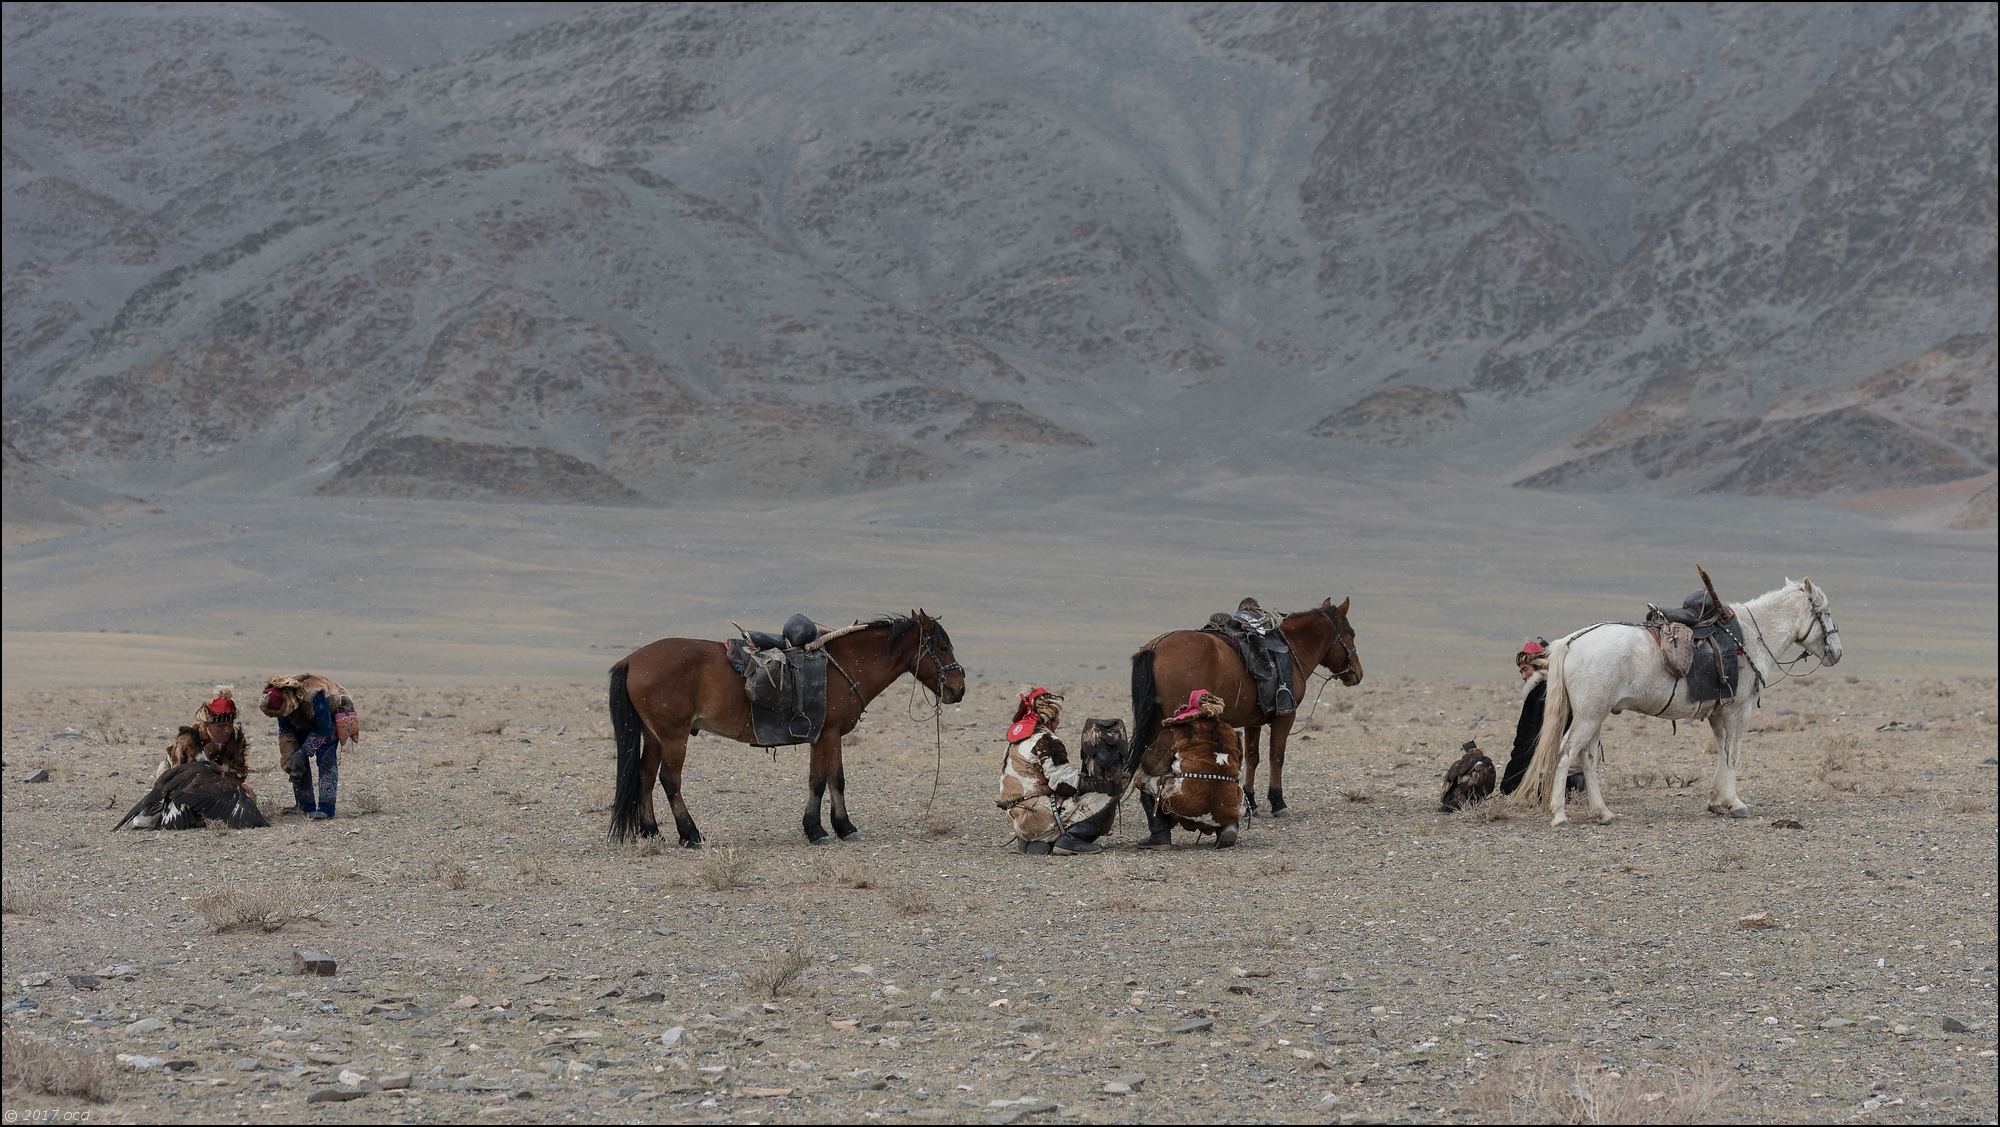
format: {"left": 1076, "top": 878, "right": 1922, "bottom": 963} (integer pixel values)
{"left": 114, "top": 760, "right": 269, "bottom": 831}
{"left": 1439, "top": 740, "right": 1496, "bottom": 812}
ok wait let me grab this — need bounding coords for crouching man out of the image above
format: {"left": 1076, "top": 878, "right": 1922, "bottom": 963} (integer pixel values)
{"left": 996, "top": 688, "right": 1119, "bottom": 856}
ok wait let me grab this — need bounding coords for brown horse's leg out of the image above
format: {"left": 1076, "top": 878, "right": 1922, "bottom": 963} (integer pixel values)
{"left": 1241, "top": 725, "right": 1262, "bottom": 816}
{"left": 1266, "top": 714, "right": 1296, "bottom": 816}
{"left": 637, "top": 730, "right": 666, "bottom": 838}
{"left": 658, "top": 733, "right": 702, "bottom": 847}
{"left": 827, "top": 737, "right": 859, "bottom": 842}
{"left": 802, "top": 737, "right": 832, "bottom": 844}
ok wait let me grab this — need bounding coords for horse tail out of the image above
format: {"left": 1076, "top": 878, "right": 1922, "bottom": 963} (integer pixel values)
{"left": 1510, "top": 637, "right": 1574, "bottom": 809}
{"left": 1129, "top": 648, "right": 1163, "bottom": 774}
{"left": 607, "top": 662, "right": 646, "bottom": 843}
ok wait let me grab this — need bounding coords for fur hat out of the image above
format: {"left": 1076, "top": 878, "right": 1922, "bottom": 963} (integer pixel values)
{"left": 1167, "top": 688, "right": 1226, "bottom": 724}
{"left": 1006, "top": 688, "right": 1064, "bottom": 741}
{"left": 197, "top": 686, "right": 237, "bottom": 724}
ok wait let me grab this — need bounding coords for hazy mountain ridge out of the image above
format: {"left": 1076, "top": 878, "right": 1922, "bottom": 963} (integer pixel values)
{"left": 2, "top": 2, "right": 1992, "bottom": 521}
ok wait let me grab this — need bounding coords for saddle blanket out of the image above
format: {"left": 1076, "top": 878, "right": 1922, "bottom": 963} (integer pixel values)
{"left": 725, "top": 642, "right": 829, "bottom": 746}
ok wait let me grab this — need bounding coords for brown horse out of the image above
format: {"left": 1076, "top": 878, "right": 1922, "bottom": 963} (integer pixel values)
{"left": 608, "top": 611, "right": 967, "bottom": 847}
{"left": 1129, "top": 597, "right": 1362, "bottom": 817}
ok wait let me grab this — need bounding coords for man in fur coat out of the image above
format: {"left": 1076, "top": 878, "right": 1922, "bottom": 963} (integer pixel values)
{"left": 995, "top": 688, "right": 1119, "bottom": 855}
{"left": 158, "top": 687, "right": 253, "bottom": 795}
{"left": 261, "top": 674, "right": 357, "bottom": 820}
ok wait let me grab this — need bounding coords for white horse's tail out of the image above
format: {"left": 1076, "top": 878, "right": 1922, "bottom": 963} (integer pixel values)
{"left": 1510, "top": 636, "right": 1573, "bottom": 809}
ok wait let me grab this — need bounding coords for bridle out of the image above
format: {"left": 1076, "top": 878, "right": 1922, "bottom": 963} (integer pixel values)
{"left": 910, "top": 618, "right": 964, "bottom": 699}
{"left": 1299, "top": 604, "right": 1357, "bottom": 682}
{"left": 1744, "top": 589, "right": 1835, "bottom": 685}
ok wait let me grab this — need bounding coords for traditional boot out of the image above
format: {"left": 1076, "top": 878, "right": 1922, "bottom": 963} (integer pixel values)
{"left": 1051, "top": 801, "right": 1117, "bottom": 855}
{"left": 1134, "top": 792, "right": 1173, "bottom": 850}
{"left": 1017, "top": 839, "right": 1053, "bottom": 856}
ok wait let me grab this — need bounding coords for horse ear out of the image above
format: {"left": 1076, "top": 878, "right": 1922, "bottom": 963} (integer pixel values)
{"left": 1336, "top": 597, "right": 1350, "bottom": 615}
{"left": 1319, "top": 597, "right": 1332, "bottom": 608}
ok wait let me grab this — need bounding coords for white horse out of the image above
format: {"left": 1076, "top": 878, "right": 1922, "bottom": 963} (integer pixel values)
{"left": 1512, "top": 578, "right": 1842, "bottom": 828}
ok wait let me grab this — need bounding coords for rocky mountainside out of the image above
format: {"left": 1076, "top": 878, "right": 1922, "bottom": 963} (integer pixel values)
{"left": 3, "top": 2, "right": 1993, "bottom": 515}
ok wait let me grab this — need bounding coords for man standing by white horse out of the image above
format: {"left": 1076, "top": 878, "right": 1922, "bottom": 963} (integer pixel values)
{"left": 1512, "top": 577, "right": 1842, "bottom": 828}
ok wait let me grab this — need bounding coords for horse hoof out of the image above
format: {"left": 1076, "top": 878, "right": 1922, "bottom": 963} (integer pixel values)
{"left": 1727, "top": 805, "right": 1751, "bottom": 819}
{"left": 1596, "top": 812, "right": 1618, "bottom": 826}
{"left": 805, "top": 832, "right": 831, "bottom": 845}
{"left": 1215, "top": 827, "right": 1238, "bottom": 848}
{"left": 1550, "top": 814, "right": 1570, "bottom": 830}
{"left": 838, "top": 830, "right": 861, "bottom": 842}
{"left": 1269, "top": 806, "right": 1292, "bottom": 819}
{"left": 678, "top": 837, "right": 704, "bottom": 849}
{"left": 1245, "top": 805, "right": 1261, "bottom": 818}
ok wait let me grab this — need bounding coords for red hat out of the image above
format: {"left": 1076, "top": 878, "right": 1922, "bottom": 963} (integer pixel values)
{"left": 205, "top": 695, "right": 236, "bottom": 718}
{"left": 1006, "top": 688, "right": 1061, "bottom": 742}
{"left": 1518, "top": 640, "right": 1547, "bottom": 658}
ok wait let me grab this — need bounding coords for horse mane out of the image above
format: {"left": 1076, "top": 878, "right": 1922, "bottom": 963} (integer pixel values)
{"left": 858, "top": 611, "right": 941, "bottom": 645}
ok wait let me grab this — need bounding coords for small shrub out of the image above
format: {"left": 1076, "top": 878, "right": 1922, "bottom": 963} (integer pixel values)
{"left": 888, "top": 888, "right": 932, "bottom": 917}
{"left": 193, "top": 884, "right": 321, "bottom": 933}
{"left": 813, "top": 856, "right": 873, "bottom": 889}
{"left": 1, "top": 1029, "right": 112, "bottom": 1102}
{"left": 1, "top": 881, "right": 60, "bottom": 917}
{"left": 922, "top": 811, "right": 958, "bottom": 839}
{"left": 696, "top": 846, "right": 753, "bottom": 891}
{"left": 745, "top": 942, "right": 814, "bottom": 999}
{"left": 431, "top": 860, "right": 474, "bottom": 890}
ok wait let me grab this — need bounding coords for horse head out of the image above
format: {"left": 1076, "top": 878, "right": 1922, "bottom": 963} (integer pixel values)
{"left": 1788, "top": 577, "right": 1842, "bottom": 666}
{"left": 1315, "top": 597, "right": 1364, "bottom": 686}
{"left": 909, "top": 609, "right": 967, "bottom": 704}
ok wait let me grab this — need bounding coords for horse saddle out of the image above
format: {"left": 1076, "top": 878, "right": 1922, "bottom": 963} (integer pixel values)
{"left": 741, "top": 613, "right": 822, "bottom": 652}
{"left": 1201, "top": 620, "right": 1297, "bottom": 716}
{"left": 724, "top": 631, "right": 830, "bottom": 747}
{"left": 1644, "top": 594, "right": 1747, "bottom": 704}
{"left": 1649, "top": 591, "right": 1726, "bottom": 628}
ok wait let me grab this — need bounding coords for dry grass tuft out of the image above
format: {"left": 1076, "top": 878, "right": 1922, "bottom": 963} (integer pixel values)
{"left": 431, "top": 859, "right": 475, "bottom": 890}
{"left": 635, "top": 835, "right": 674, "bottom": 857}
{"left": 468, "top": 717, "right": 509, "bottom": 736}
{"left": 814, "top": 856, "right": 874, "bottom": 889}
{"left": 1336, "top": 787, "right": 1372, "bottom": 803}
{"left": 1945, "top": 793, "right": 1989, "bottom": 815}
{"left": 922, "top": 810, "right": 959, "bottom": 839}
{"left": 516, "top": 857, "right": 562, "bottom": 886}
{"left": 318, "top": 862, "right": 360, "bottom": 883}
{"left": 343, "top": 784, "right": 384, "bottom": 816}
{"left": 1, "top": 1029, "right": 112, "bottom": 1103}
{"left": 696, "top": 846, "right": 754, "bottom": 891}
{"left": 90, "top": 706, "right": 132, "bottom": 746}
{"left": 1497, "top": 1049, "right": 1733, "bottom": 1124}
{"left": 1257, "top": 856, "right": 1298, "bottom": 875}
{"left": 745, "top": 942, "right": 815, "bottom": 999}
{"left": 193, "top": 883, "right": 321, "bottom": 933}
{"left": 1, "top": 881, "right": 61, "bottom": 917}
{"left": 888, "top": 888, "right": 932, "bottom": 917}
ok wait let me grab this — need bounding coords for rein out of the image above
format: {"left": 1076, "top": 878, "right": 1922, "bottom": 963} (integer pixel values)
{"left": 1742, "top": 599, "right": 1827, "bottom": 686}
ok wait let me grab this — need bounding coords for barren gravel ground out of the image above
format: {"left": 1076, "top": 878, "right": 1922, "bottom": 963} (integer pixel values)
{"left": 3, "top": 672, "right": 1995, "bottom": 1124}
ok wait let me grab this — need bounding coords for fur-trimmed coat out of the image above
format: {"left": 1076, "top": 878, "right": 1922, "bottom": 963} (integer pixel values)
{"left": 158, "top": 724, "right": 250, "bottom": 786}
{"left": 997, "top": 730, "right": 1112, "bottom": 844}
{"left": 1139, "top": 716, "right": 1245, "bottom": 832}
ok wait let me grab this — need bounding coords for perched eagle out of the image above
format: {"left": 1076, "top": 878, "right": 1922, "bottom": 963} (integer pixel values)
{"left": 1439, "top": 740, "right": 1496, "bottom": 813}
{"left": 114, "top": 761, "right": 269, "bottom": 831}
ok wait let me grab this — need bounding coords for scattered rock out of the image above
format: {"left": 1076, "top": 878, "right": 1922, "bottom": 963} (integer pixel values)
{"left": 1, "top": 997, "right": 37, "bottom": 1013}
{"left": 116, "top": 1053, "right": 166, "bottom": 1070}
{"left": 1007, "top": 1017, "right": 1045, "bottom": 1034}
{"left": 1941, "top": 1016, "right": 1969, "bottom": 1033}
{"left": 165, "top": 1059, "right": 198, "bottom": 1072}
{"left": 379, "top": 1073, "right": 413, "bottom": 1090}
{"left": 1170, "top": 1019, "right": 1215, "bottom": 1034}
{"left": 1770, "top": 819, "right": 1805, "bottom": 830}
{"left": 19, "top": 768, "right": 50, "bottom": 783}
{"left": 1737, "top": 912, "right": 1776, "bottom": 930}
{"left": 66, "top": 974, "right": 100, "bottom": 990}
{"left": 125, "top": 1017, "right": 166, "bottom": 1035}
{"left": 292, "top": 949, "right": 337, "bottom": 976}
{"left": 339, "top": 1069, "right": 369, "bottom": 1086}
{"left": 1819, "top": 1018, "right": 1856, "bottom": 1029}
{"left": 660, "top": 1026, "right": 686, "bottom": 1047}
{"left": 307, "top": 1086, "right": 371, "bottom": 1103}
